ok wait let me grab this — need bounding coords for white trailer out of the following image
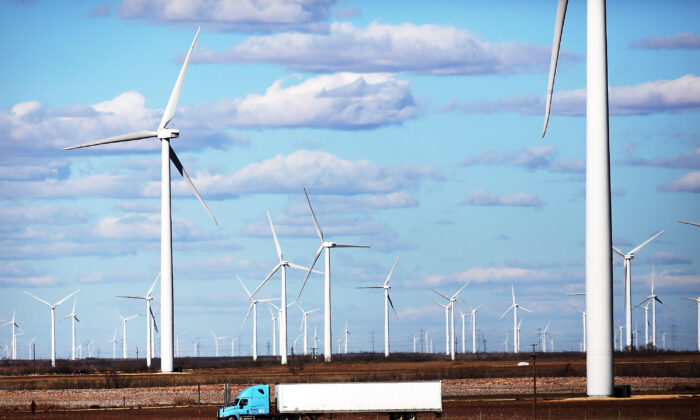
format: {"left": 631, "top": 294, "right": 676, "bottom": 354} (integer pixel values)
{"left": 276, "top": 381, "right": 442, "bottom": 417}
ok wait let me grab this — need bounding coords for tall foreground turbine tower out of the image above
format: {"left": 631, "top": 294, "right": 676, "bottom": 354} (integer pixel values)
{"left": 543, "top": 0, "right": 614, "bottom": 396}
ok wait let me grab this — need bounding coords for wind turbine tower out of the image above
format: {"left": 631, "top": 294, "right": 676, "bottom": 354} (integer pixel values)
{"left": 60, "top": 297, "right": 80, "bottom": 360}
{"left": 296, "top": 303, "right": 319, "bottom": 356}
{"left": 240, "top": 275, "right": 278, "bottom": 361}
{"left": 357, "top": 256, "right": 399, "bottom": 357}
{"left": 431, "top": 282, "right": 470, "bottom": 360}
{"left": 500, "top": 285, "right": 531, "bottom": 353}
{"left": 637, "top": 266, "right": 668, "bottom": 349}
{"left": 64, "top": 28, "right": 217, "bottom": 373}
{"left": 25, "top": 290, "right": 79, "bottom": 367}
{"left": 298, "top": 188, "right": 369, "bottom": 362}
{"left": 117, "top": 272, "right": 160, "bottom": 368}
{"left": 117, "top": 312, "right": 138, "bottom": 358}
{"left": 0, "top": 310, "right": 22, "bottom": 360}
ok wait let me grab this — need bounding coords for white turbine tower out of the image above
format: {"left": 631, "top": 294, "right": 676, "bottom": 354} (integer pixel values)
{"left": 612, "top": 230, "right": 664, "bottom": 350}
{"left": 459, "top": 311, "right": 468, "bottom": 354}
{"left": 343, "top": 321, "right": 350, "bottom": 354}
{"left": 430, "top": 282, "right": 470, "bottom": 360}
{"left": 117, "top": 272, "right": 160, "bottom": 368}
{"left": 466, "top": 302, "right": 484, "bottom": 354}
{"left": 249, "top": 212, "right": 316, "bottom": 365}
{"left": 109, "top": 329, "right": 118, "bottom": 359}
{"left": 574, "top": 306, "right": 587, "bottom": 351}
{"left": 500, "top": 285, "right": 531, "bottom": 353}
{"left": 635, "top": 302, "right": 650, "bottom": 348}
{"left": 682, "top": 296, "right": 700, "bottom": 351}
{"left": 211, "top": 331, "right": 227, "bottom": 357}
{"left": 239, "top": 274, "right": 278, "bottom": 361}
{"left": 64, "top": 28, "right": 217, "bottom": 374}
{"left": 25, "top": 290, "right": 79, "bottom": 367}
{"left": 434, "top": 301, "right": 450, "bottom": 356}
{"left": 268, "top": 305, "right": 278, "bottom": 356}
{"left": 231, "top": 338, "right": 237, "bottom": 356}
{"left": 117, "top": 312, "right": 138, "bottom": 358}
{"left": 637, "top": 266, "right": 668, "bottom": 348}
{"left": 357, "top": 256, "right": 399, "bottom": 358}
{"left": 59, "top": 297, "right": 80, "bottom": 361}
{"left": 298, "top": 188, "right": 369, "bottom": 362}
{"left": 296, "top": 303, "right": 319, "bottom": 356}
{"left": 542, "top": 0, "right": 625, "bottom": 396}
{"left": 541, "top": 322, "right": 551, "bottom": 352}
{"left": 0, "top": 310, "right": 22, "bottom": 360}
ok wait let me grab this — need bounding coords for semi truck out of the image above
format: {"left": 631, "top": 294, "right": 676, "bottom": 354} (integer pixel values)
{"left": 217, "top": 381, "right": 442, "bottom": 420}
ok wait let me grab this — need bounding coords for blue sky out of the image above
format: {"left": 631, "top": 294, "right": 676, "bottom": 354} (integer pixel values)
{"left": 1, "top": 0, "right": 698, "bottom": 359}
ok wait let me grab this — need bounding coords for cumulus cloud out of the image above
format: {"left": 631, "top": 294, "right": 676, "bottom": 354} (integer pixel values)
{"left": 460, "top": 145, "right": 584, "bottom": 174}
{"left": 451, "top": 75, "right": 700, "bottom": 116}
{"left": 0, "top": 262, "right": 62, "bottom": 288}
{"left": 630, "top": 32, "right": 700, "bottom": 50}
{"left": 194, "top": 21, "right": 577, "bottom": 75}
{"left": 422, "top": 266, "right": 561, "bottom": 288}
{"left": 640, "top": 251, "right": 692, "bottom": 266}
{"left": 118, "top": 0, "right": 336, "bottom": 32}
{"left": 0, "top": 204, "right": 92, "bottom": 225}
{"left": 94, "top": 213, "right": 216, "bottom": 241}
{"left": 622, "top": 148, "right": 700, "bottom": 169}
{"left": 657, "top": 171, "right": 700, "bottom": 193}
{"left": 461, "top": 190, "right": 544, "bottom": 208}
{"left": 192, "top": 73, "right": 421, "bottom": 129}
{"left": 161, "top": 150, "right": 440, "bottom": 198}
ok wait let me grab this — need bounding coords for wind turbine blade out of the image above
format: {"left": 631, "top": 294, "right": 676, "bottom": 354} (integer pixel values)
{"left": 520, "top": 306, "right": 533, "bottom": 313}
{"left": 384, "top": 255, "right": 400, "bottom": 286}
{"left": 288, "top": 262, "right": 323, "bottom": 275}
{"left": 159, "top": 27, "right": 200, "bottom": 129}
{"left": 125, "top": 315, "right": 138, "bottom": 321}
{"left": 268, "top": 301, "right": 280, "bottom": 311}
{"left": 452, "top": 281, "right": 471, "bottom": 299}
{"left": 63, "top": 130, "right": 158, "bottom": 150}
{"left": 511, "top": 284, "right": 516, "bottom": 305}
{"left": 474, "top": 304, "right": 484, "bottom": 312}
{"left": 24, "top": 292, "right": 52, "bottom": 308}
{"left": 429, "top": 289, "right": 451, "bottom": 301}
{"left": 303, "top": 187, "right": 324, "bottom": 242}
{"left": 542, "top": 0, "right": 568, "bottom": 138}
{"left": 236, "top": 274, "right": 252, "bottom": 298}
{"left": 629, "top": 229, "right": 665, "bottom": 255}
{"left": 678, "top": 220, "right": 700, "bottom": 227}
{"left": 249, "top": 264, "right": 281, "bottom": 300}
{"left": 682, "top": 297, "right": 700, "bottom": 303}
{"left": 60, "top": 314, "right": 72, "bottom": 321}
{"left": 333, "top": 244, "right": 370, "bottom": 248}
{"left": 169, "top": 146, "right": 218, "bottom": 226}
{"left": 55, "top": 289, "right": 80, "bottom": 307}
{"left": 307, "top": 308, "right": 320, "bottom": 315}
{"left": 612, "top": 246, "right": 625, "bottom": 257}
{"left": 74, "top": 316, "right": 80, "bottom": 323}
{"left": 356, "top": 286, "right": 384, "bottom": 289}
{"left": 267, "top": 211, "right": 283, "bottom": 261}
{"left": 147, "top": 272, "right": 161, "bottom": 297}
{"left": 150, "top": 308, "right": 158, "bottom": 332}
{"left": 116, "top": 296, "right": 147, "bottom": 300}
{"left": 211, "top": 330, "right": 217, "bottom": 339}
{"left": 72, "top": 296, "right": 77, "bottom": 313}
{"left": 388, "top": 294, "right": 398, "bottom": 320}
{"left": 500, "top": 305, "right": 514, "bottom": 320}
{"left": 297, "top": 245, "right": 323, "bottom": 301}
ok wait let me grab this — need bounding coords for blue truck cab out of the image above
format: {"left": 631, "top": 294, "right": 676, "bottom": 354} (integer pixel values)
{"left": 217, "top": 384, "right": 270, "bottom": 419}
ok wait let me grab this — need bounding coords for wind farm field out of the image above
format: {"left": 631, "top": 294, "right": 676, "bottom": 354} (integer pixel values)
{"left": 0, "top": 352, "right": 698, "bottom": 419}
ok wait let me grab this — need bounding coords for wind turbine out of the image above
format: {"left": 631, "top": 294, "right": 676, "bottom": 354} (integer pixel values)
{"left": 636, "top": 266, "right": 669, "bottom": 348}
{"left": 231, "top": 338, "right": 237, "bottom": 356}
{"left": 434, "top": 301, "right": 451, "bottom": 356}
{"left": 516, "top": 319, "right": 522, "bottom": 353}
{"left": 466, "top": 302, "right": 484, "bottom": 354}
{"left": 431, "top": 282, "right": 470, "bottom": 360}
{"left": 296, "top": 302, "right": 319, "bottom": 356}
{"left": 0, "top": 310, "right": 22, "bottom": 360}
{"left": 189, "top": 337, "right": 200, "bottom": 357}
{"left": 613, "top": 230, "right": 664, "bottom": 350}
{"left": 117, "top": 311, "right": 138, "bottom": 358}
{"left": 616, "top": 323, "right": 624, "bottom": 352}
{"left": 459, "top": 310, "right": 468, "bottom": 354}
{"left": 239, "top": 274, "right": 278, "bottom": 361}
{"left": 635, "top": 302, "right": 650, "bottom": 348}
{"left": 574, "top": 306, "right": 587, "bottom": 351}
{"left": 248, "top": 212, "right": 316, "bottom": 365}
{"left": 64, "top": 28, "right": 217, "bottom": 374}
{"left": 59, "top": 297, "right": 80, "bottom": 360}
{"left": 298, "top": 188, "right": 369, "bottom": 362}
{"left": 268, "top": 305, "right": 278, "bottom": 356}
{"left": 542, "top": 0, "right": 629, "bottom": 396}
{"left": 682, "top": 296, "right": 700, "bottom": 351}
{"left": 500, "top": 284, "right": 531, "bottom": 353}
{"left": 540, "top": 322, "right": 551, "bottom": 352}
{"left": 117, "top": 272, "right": 160, "bottom": 368}
{"left": 211, "top": 331, "right": 227, "bottom": 357}
{"left": 109, "top": 329, "right": 118, "bottom": 359}
{"left": 357, "top": 256, "right": 399, "bottom": 358}
{"left": 343, "top": 321, "right": 350, "bottom": 354}
{"left": 25, "top": 289, "right": 79, "bottom": 367}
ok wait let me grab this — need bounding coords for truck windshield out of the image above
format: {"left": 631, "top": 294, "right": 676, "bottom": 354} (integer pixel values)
{"left": 231, "top": 399, "right": 239, "bottom": 406}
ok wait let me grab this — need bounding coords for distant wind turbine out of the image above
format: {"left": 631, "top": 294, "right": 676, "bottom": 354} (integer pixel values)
{"left": 459, "top": 310, "right": 468, "bottom": 354}
{"left": 500, "top": 284, "right": 531, "bottom": 353}
{"left": 431, "top": 282, "right": 470, "bottom": 360}
{"left": 636, "top": 266, "right": 669, "bottom": 348}
{"left": 636, "top": 301, "right": 650, "bottom": 347}
{"left": 357, "top": 256, "right": 399, "bottom": 358}
{"left": 109, "top": 328, "right": 118, "bottom": 359}
{"left": 298, "top": 188, "right": 369, "bottom": 362}
{"left": 465, "top": 302, "right": 484, "bottom": 354}
{"left": 343, "top": 321, "right": 350, "bottom": 354}
{"left": 682, "top": 296, "right": 700, "bottom": 351}
{"left": 573, "top": 306, "right": 587, "bottom": 351}
{"left": 434, "top": 301, "right": 450, "bottom": 356}
{"left": 59, "top": 297, "right": 80, "bottom": 361}
{"left": 64, "top": 28, "right": 217, "bottom": 374}
{"left": 117, "top": 311, "right": 138, "bottom": 358}
{"left": 211, "top": 330, "right": 227, "bottom": 357}
{"left": 25, "top": 289, "right": 79, "bottom": 367}
{"left": 296, "top": 302, "right": 319, "bottom": 356}
{"left": 117, "top": 272, "right": 160, "bottom": 368}
{"left": 239, "top": 274, "right": 278, "bottom": 361}
{"left": 613, "top": 230, "right": 664, "bottom": 350}
{"left": 0, "top": 310, "right": 22, "bottom": 360}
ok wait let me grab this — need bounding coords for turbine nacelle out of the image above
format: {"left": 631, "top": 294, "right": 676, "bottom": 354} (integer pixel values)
{"left": 157, "top": 128, "right": 180, "bottom": 139}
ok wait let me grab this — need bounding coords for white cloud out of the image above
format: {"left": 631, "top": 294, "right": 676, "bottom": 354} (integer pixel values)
{"left": 192, "top": 73, "right": 421, "bottom": 129}
{"left": 162, "top": 150, "right": 440, "bottom": 198}
{"left": 118, "top": 0, "right": 336, "bottom": 32}
{"left": 452, "top": 75, "right": 700, "bottom": 116}
{"left": 94, "top": 213, "right": 216, "bottom": 241}
{"left": 657, "top": 171, "right": 700, "bottom": 193}
{"left": 461, "top": 190, "right": 544, "bottom": 208}
{"left": 421, "top": 266, "right": 561, "bottom": 288}
{"left": 622, "top": 148, "right": 700, "bottom": 169}
{"left": 630, "top": 32, "right": 700, "bottom": 50}
{"left": 195, "top": 21, "right": 577, "bottom": 75}
{"left": 0, "top": 204, "right": 92, "bottom": 225}
{"left": 460, "top": 145, "right": 584, "bottom": 174}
